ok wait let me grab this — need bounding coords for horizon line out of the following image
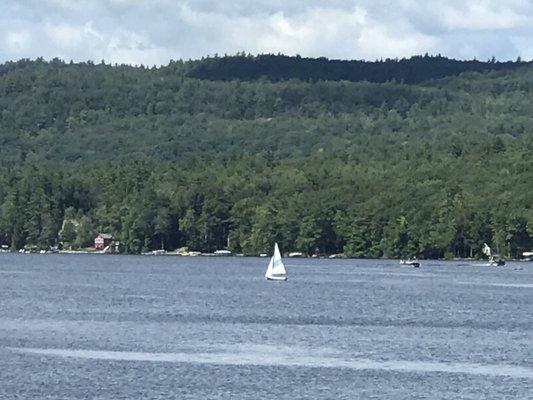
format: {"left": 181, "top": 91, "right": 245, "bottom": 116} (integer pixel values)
{"left": 1, "top": 52, "right": 530, "bottom": 69}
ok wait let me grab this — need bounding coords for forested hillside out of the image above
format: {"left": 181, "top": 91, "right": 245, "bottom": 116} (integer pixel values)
{"left": 0, "top": 55, "right": 532, "bottom": 258}
{"left": 188, "top": 53, "right": 527, "bottom": 83}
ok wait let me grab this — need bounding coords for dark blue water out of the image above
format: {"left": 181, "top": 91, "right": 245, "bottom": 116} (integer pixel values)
{"left": 0, "top": 254, "right": 532, "bottom": 399}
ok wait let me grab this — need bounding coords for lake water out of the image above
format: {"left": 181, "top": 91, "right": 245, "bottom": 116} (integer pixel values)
{"left": 0, "top": 254, "right": 532, "bottom": 399}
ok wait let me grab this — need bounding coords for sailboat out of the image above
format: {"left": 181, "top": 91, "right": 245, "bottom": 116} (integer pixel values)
{"left": 265, "top": 243, "right": 287, "bottom": 281}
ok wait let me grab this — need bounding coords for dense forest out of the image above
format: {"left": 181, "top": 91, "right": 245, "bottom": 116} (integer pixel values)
{"left": 0, "top": 54, "right": 532, "bottom": 258}
{"left": 188, "top": 53, "right": 528, "bottom": 83}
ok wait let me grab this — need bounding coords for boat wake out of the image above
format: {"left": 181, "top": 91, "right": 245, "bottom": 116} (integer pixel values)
{"left": 7, "top": 346, "right": 533, "bottom": 379}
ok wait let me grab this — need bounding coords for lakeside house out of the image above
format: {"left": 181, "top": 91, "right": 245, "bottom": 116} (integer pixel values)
{"left": 94, "top": 233, "right": 113, "bottom": 250}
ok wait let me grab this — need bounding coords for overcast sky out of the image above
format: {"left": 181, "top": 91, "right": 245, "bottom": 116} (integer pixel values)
{"left": 1, "top": 0, "right": 532, "bottom": 65}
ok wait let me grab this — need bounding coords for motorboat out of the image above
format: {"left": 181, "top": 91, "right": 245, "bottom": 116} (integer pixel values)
{"left": 400, "top": 259, "right": 420, "bottom": 268}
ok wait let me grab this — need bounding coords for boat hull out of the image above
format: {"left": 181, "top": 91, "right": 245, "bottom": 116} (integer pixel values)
{"left": 266, "top": 275, "right": 287, "bottom": 281}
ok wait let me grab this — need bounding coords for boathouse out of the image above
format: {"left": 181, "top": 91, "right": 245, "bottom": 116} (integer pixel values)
{"left": 94, "top": 233, "right": 113, "bottom": 250}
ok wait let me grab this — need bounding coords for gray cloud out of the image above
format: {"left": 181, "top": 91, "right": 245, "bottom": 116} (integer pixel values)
{"left": 1, "top": 0, "right": 532, "bottom": 65}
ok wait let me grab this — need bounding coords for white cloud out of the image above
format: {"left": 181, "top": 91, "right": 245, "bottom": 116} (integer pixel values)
{"left": 5, "top": 31, "right": 32, "bottom": 52}
{"left": 1, "top": 0, "right": 533, "bottom": 64}
{"left": 44, "top": 23, "right": 85, "bottom": 48}
{"left": 357, "top": 25, "right": 437, "bottom": 60}
{"left": 436, "top": 1, "right": 529, "bottom": 31}
{"left": 256, "top": 8, "right": 368, "bottom": 58}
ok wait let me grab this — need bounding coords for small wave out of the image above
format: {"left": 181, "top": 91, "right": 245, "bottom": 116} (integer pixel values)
{"left": 0, "top": 270, "right": 31, "bottom": 274}
{"left": 2, "top": 312, "right": 526, "bottom": 331}
{"left": 8, "top": 347, "right": 533, "bottom": 379}
{"left": 489, "top": 283, "right": 533, "bottom": 288}
{"left": 457, "top": 281, "right": 533, "bottom": 289}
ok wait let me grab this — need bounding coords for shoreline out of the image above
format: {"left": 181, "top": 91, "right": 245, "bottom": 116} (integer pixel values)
{"left": 0, "top": 250, "right": 530, "bottom": 262}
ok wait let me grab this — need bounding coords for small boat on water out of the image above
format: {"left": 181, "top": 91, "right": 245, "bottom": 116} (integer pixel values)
{"left": 144, "top": 240, "right": 166, "bottom": 255}
{"left": 489, "top": 256, "right": 505, "bottom": 267}
{"left": 400, "top": 259, "right": 420, "bottom": 268}
{"left": 214, "top": 250, "right": 232, "bottom": 256}
{"left": 288, "top": 252, "right": 303, "bottom": 258}
{"left": 482, "top": 243, "right": 506, "bottom": 266}
{"left": 265, "top": 243, "right": 287, "bottom": 281}
{"left": 521, "top": 251, "right": 533, "bottom": 262}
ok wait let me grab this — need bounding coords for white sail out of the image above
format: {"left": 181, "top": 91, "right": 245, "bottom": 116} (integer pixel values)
{"left": 272, "top": 243, "right": 286, "bottom": 275}
{"left": 482, "top": 243, "right": 492, "bottom": 257}
{"left": 264, "top": 257, "right": 274, "bottom": 278}
{"left": 265, "top": 242, "right": 287, "bottom": 280}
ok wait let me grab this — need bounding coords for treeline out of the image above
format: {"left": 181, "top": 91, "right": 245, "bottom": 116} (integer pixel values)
{"left": 0, "top": 150, "right": 532, "bottom": 258}
{"left": 187, "top": 53, "right": 528, "bottom": 84}
{"left": 0, "top": 57, "right": 533, "bottom": 257}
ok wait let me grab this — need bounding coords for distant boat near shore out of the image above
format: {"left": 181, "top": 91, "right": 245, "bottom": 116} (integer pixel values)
{"left": 400, "top": 259, "right": 420, "bottom": 268}
{"left": 214, "top": 250, "right": 233, "bottom": 256}
{"left": 288, "top": 252, "right": 303, "bottom": 258}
